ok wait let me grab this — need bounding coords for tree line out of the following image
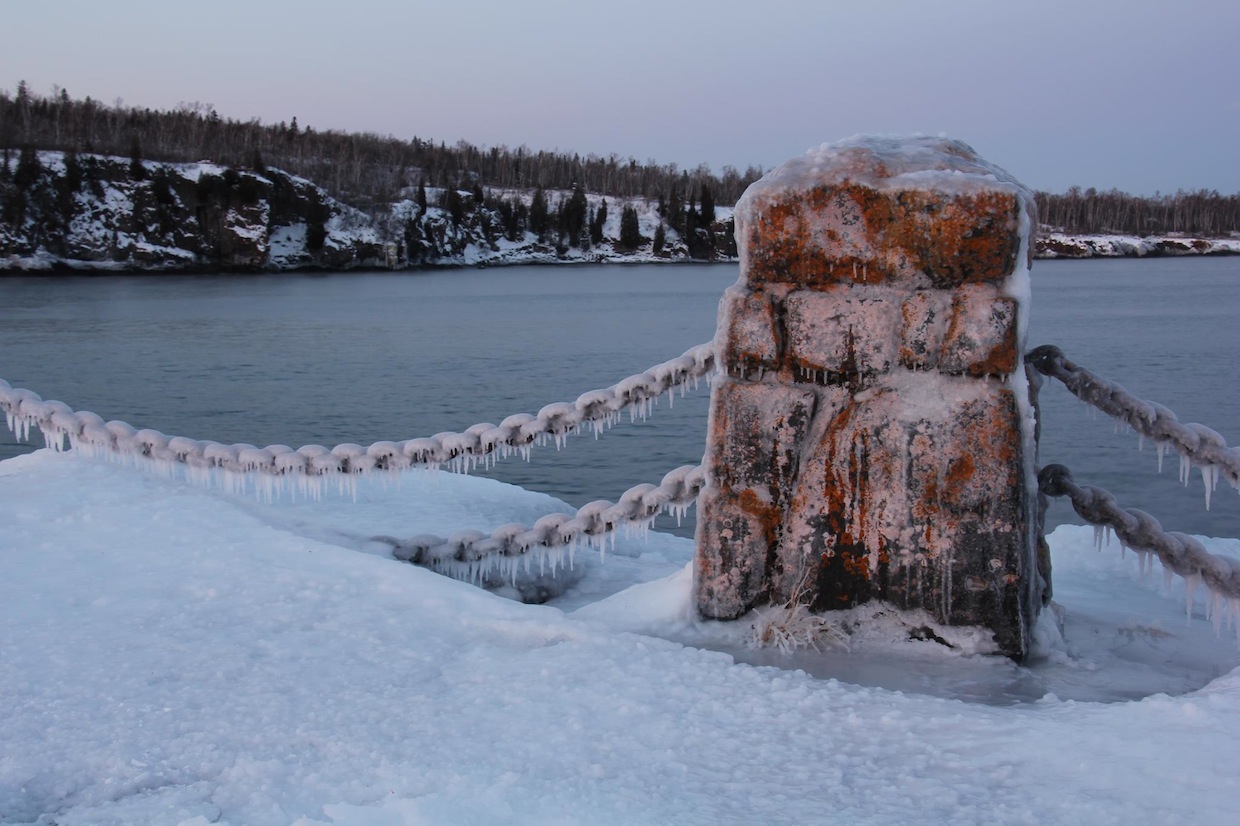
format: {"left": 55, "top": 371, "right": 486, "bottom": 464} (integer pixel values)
{"left": 0, "top": 82, "right": 763, "bottom": 214}
{"left": 1034, "top": 187, "right": 1240, "bottom": 237}
{"left": 7, "top": 82, "right": 1238, "bottom": 239}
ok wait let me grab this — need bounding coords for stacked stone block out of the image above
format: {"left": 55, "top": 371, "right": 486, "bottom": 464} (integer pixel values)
{"left": 694, "top": 136, "right": 1045, "bottom": 660}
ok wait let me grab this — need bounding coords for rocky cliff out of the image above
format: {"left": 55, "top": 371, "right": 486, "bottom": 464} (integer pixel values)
{"left": 0, "top": 151, "right": 737, "bottom": 273}
{"left": 3, "top": 150, "right": 1233, "bottom": 273}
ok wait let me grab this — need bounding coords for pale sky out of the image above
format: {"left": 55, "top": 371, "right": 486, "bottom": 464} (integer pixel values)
{"left": 4, "top": 0, "right": 1238, "bottom": 196}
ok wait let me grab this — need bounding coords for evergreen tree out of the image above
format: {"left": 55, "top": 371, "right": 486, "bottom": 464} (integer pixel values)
{"left": 590, "top": 198, "right": 608, "bottom": 245}
{"left": 7, "top": 145, "right": 42, "bottom": 227}
{"left": 14, "top": 144, "right": 42, "bottom": 191}
{"left": 513, "top": 201, "right": 528, "bottom": 240}
{"left": 63, "top": 148, "right": 82, "bottom": 192}
{"left": 445, "top": 187, "right": 465, "bottom": 226}
{"left": 564, "top": 183, "right": 588, "bottom": 246}
{"left": 56, "top": 148, "right": 83, "bottom": 219}
{"left": 700, "top": 184, "right": 715, "bottom": 224}
{"left": 619, "top": 204, "right": 643, "bottom": 250}
{"left": 128, "top": 136, "right": 145, "bottom": 180}
{"left": 530, "top": 186, "right": 549, "bottom": 239}
{"left": 652, "top": 222, "right": 666, "bottom": 253}
{"left": 14, "top": 80, "right": 31, "bottom": 132}
{"left": 499, "top": 196, "right": 522, "bottom": 241}
{"left": 667, "top": 183, "right": 683, "bottom": 232}
{"left": 416, "top": 179, "right": 428, "bottom": 212}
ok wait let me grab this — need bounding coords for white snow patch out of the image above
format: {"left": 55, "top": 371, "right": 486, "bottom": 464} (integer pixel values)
{"left": 3, "top": 450, "right": 1240, "bottom": 824}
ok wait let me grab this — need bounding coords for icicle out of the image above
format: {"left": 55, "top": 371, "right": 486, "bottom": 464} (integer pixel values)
{"left": 1202, "top": 465, "right": 1218, "bottom": 510}
{"left": 1231, "top": 598, "right": 1240, "bottom": 649}
{"left": 1179, "top": 453, "right": 1191, "bottom": 486}
{"left": 1156, "top": 442, "right": 1167, "bottom": 474}
{"left": 1184, "top": 573, "right": 1200, "bottom": 624}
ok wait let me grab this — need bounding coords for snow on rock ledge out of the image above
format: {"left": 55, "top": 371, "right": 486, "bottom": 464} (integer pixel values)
{"left": 695, "top": 136, "right": 1047, "bottom": 661}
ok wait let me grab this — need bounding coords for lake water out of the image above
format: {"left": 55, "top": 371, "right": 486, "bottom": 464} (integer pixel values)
{"left": 2, "top": 257, "right": 1238, "bottom": 541}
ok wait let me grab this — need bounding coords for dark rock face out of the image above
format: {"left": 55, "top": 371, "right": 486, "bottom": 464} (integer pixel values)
{"left": 0, "top": 154, "right": 388, "bottom": 272}
{"left": 0, "top": 151, "right": 743, "bottom": 273}
{"left": 695, "top": 136, "right": 1046, "bottom": 660}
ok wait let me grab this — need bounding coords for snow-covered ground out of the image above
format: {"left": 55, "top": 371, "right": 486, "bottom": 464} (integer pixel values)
{"left": 3, "top": 449, "right": 1240, "bottom": 825}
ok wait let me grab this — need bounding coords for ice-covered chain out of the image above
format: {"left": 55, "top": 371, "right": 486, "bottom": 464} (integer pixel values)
{"left": 1039, "top": 464, "right": 1240, "bottom": 605}
{"left": 0, "top": 343, "right": 716, "bottom": 490}
{"left": 1027, "top": 344, "right": 1240, "bottom": 495}
{"left": 373, "top": 464, "right": 707, "bottom": 581}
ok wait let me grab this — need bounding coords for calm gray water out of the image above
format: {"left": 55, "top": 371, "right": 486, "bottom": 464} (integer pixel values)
{"left": 2, "top": 257, "right": 1238, "bottom": 540}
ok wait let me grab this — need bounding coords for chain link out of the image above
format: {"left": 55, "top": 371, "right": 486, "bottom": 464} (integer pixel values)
{"left": 371, "top": 464, "right": 706, "bottom": 579}
{"left": 1027, "top": 345, "right": 1240, "bottom": 496}
{"left": 0, "top": 343, "right": 716, "bottom": 494}
{"left": 1039, "top": 463, "right": 1240, "bottom": 605}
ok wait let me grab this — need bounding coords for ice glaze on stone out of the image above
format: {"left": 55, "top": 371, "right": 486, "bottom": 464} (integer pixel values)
{"left": 694, "top": 136, "right": 1045, "bottom": 660}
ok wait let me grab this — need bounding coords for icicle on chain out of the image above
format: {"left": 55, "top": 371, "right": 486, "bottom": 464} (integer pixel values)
{"left": 1038, "top": 464, "right": 1240, "bottom": 604}
{"left": 1026, "top": 345, "right": 1240, "bottom": 495}
{"left": 0, "top": 343, "right": 715, "bottom": 492}
{"left": 376, "top": 464, "right": 707, "bottom": 577}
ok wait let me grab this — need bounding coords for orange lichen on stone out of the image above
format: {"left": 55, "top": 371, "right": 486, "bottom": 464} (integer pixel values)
{"left": 740, "top": 184, "right": 1023, "bottom": 289}
{"left": 840, "top": 549, "right": 872, "bottom": 579}
{"left": 717, "top": 287, "right": 782, "bottom": 378}
{"left": 695, "top": 136, "right": 1044, "bottom": 660}
{"left": 939, "top": 285, "right": 1020, "bottom": 377}
{"left": 881, "top": 189, "right": 1023, "bottom": 286}
{"left": 945, "top": 453, "right": 976, "bottom": 488}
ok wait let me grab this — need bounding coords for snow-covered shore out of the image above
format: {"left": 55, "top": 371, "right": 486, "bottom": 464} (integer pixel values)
{"left": 5, "top": 152, "right": 1237, "bottom": 275}
{"left": 1036, "top": 232, "right": 1240, "bottom": 259}
{"left": 3, "top": 448, "right": 1240, "bottom": 825}
{"left": 0, "top": 152, "right": 736, "bottom": 275}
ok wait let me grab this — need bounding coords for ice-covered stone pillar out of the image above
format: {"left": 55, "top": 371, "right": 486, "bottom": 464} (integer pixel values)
{"left": 694, "top": 136, "right": 1045, "bottom": 660}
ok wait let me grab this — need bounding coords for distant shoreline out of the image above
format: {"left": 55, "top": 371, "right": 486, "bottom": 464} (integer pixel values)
{"left": 1033, "top": 233, "right": 1240, "bottom": 259}
{"left": 5, "top": 232, "right": 1238, "bottom": 278}
{"left": 5, "top": 150, "right": 1235, "bottom": 276}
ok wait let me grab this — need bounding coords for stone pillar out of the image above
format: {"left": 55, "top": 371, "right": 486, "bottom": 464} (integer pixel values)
{"left": 694, "top": 136, "right": 1045, "bottom": 660}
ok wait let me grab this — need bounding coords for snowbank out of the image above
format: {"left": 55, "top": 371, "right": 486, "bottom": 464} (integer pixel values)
{"left": 3, "top": 450, "right": 1240, "bottom": 825}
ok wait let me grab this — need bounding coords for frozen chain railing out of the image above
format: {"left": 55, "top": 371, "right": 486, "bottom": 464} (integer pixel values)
{"left": 1039, "top": 464, "right": 1240, "bottom": 641}
{"left": 0, "top": 342, "right": 716, "bottom": 499}
{"left": 373, "top": 464, "right": 706, "bottom": 582}
{"left": 1027, "top": 344, "right": 1240, "bottom": 507}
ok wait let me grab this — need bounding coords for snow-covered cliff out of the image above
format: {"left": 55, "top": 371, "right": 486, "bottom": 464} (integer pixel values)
{"left": 3, "top": 150, "right": 1234, "bottom": 273}
{"left": 0, "top": 151, "right": 736, "bottom": 273}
